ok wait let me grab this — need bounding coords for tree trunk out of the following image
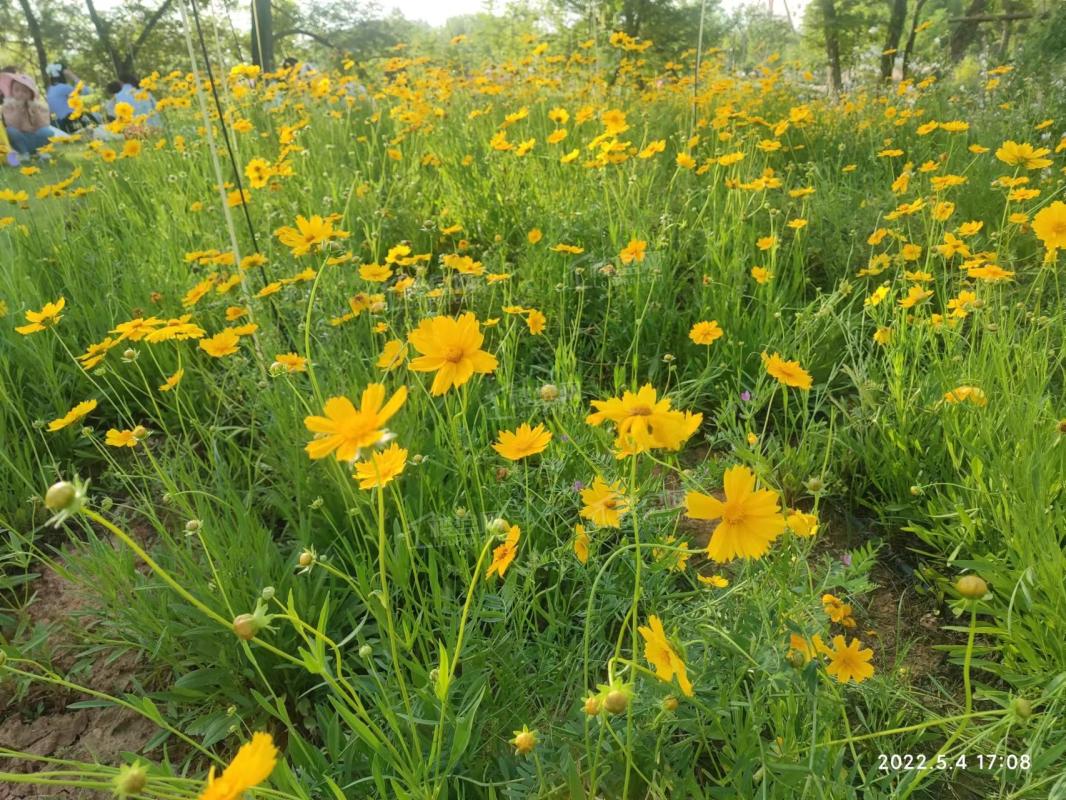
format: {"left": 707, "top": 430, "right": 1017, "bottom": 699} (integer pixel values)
{"left": 880, "top": 0, "right": 907, "bottom": 80}
{"left": 85, "top": 0, "right": 124, "bottom": 77}
{"left": 16, "top": 0, "right": 49, "bottom": 86}
{"left": 122, "top": 0, "right": 177, "bottom": 75}
{"left": 949, "top": 0, "right": 989, "bottom": 61}
{"left": 901, "top": 0, "right": 928, "bottom": 77}
{"left": 819, "top": 0, "right": 843, "bottom": 93}
{"left": 250, "top": 0, "right": 274, "bottom": 72}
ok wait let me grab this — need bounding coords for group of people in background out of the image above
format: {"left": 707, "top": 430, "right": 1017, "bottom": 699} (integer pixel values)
{"left": 1, "top": 63, "right": 158, "bottom": 165}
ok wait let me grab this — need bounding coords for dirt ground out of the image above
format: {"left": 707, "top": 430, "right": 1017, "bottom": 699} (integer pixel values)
{"left": 0, "top": 564, "right": 159, "bottom": 799}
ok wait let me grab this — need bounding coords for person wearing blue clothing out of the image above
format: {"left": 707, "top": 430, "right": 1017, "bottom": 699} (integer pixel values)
{"left": 45, "top": 63, "right": 84, "bottom": 133}
{"left": 105, "top": 72, "right": 160, "bottom": 127}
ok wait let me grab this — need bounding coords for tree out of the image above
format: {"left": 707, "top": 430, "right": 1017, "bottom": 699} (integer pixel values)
{"left": 880, "top": 0, "right": 907, "bottom": 80}
{"left": 250, "top": 0, "right": 274, "bottom": 70}
{"left": 15, "top": 0, "right": 48, "bottom": 82}
{"left": 948, "top": 0, "right": 988, "bottom": 61}
{"left": 84, "top": 0, "right": 177, "bottom": 78}
{"left": 818, "top": 0, "right": 842, "bottom": 92}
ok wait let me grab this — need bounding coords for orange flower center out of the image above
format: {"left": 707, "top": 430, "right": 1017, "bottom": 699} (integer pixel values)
{"left": 443, "top": 345, "right": 466, "bottom": 363}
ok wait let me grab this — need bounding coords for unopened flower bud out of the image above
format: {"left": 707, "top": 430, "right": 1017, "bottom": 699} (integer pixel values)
{"left": 185, "top": 519, "right": 201, "bottom": 533}
{"left": 232, "top": 613, "right": 259, "bottom": 641}
{"left": 604, "top": 690, "right": 629, "bottom": 714}
{"left": 662, "top": 696, "right": 679, "bottom": 712}
{"left": 495, "top": 467, "right": 510, "bottom": 481}
{"left": 359, "top": 644, "right": 373, "bottom": 659}
{"left": 539, "top": 383, "right": 559, "bottom": 402}
{"left": 45, "top": 481, "right": 76, "bottom": 511}
{"left": 488, "top": 517, "right": 509, "bottom": 534}
{"left": 956, "top": 574, "right": 988, "bottom": 599}
{"left": 298, "top": 550, "right": 314, "bottom": 568}
{"left": 261, "top": 586, "right": 275, "bottom": 601}
{"left": 583, "top": 695, "right": 601, "bottom": 715}
{"left": 113, "top": 761, "right": 148, "bottom": 798}
{"left": 804, "top": 476, "right": 825, "bottom": 493}
{"left": 1011, "top": 697, "right": 1033, "bottom": 720}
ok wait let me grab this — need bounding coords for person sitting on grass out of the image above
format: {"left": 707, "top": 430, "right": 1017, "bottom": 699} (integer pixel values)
{"left": 46, "top": 62, "right": 89, "bottom": 133}
{"left": 1, "top": 72, "right": 68, "bottom": 157}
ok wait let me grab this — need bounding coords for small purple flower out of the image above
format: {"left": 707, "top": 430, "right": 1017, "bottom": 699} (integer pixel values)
{"left": 740, "top": 390, "right": 752, "bottom": 403}
{"left": 560, "top": 434, "right": 571, "bottom": 443}
{"left": 841, "top": 553, "right": 852, "bottom": 567}
{"left": 572, "top": 480, "right": 585, "bottom": 492}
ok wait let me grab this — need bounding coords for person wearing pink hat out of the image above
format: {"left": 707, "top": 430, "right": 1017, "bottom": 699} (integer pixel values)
{"left": 1, "top": 71, "right": 67, "bottom": 157}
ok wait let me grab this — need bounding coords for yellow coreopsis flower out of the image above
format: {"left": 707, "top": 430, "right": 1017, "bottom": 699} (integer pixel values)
{"left": 407, "top": 313, "right": 498, "bottom": 395}
{"left": 586, "top": 384, "right": 701, "bottom": 454}
{"left": 304, "top": 384, "right": 407, "bottom": 461}
{"left": 761, "top": 352, "right": 812, "bottom": 390}
{"left": 486, "top": 524, "right": 520, "bottom": 578}
{"left": 199, "top": 330, "right": 241, "bottom": 358}
{"left": 197, "top": 732, "right": 277, "bottom": 800}
{"left": 492, "top": 422, "right": 552, "bottom": 460}
{"left": 685, "top": 465, "right": 785, "bottom": 561}
{"left": 48, "top": 399, "right": 98, "bottom": 432}
{"left": 689, "top": 320, "right": 723, "bottom": 345}
{"left": 619, "top": 238, "right": 646, "bottom": 265}
{"left": 638, "top": 615, "right": 693, "bottom": 697}
{"left": 352, "top": 443, "right": 408, "bottom": 489}
{"left": 573, "top": 524, "right": 590, "bottom": 564}
{"left": 1032, "top": 201, "right": 1066, "bottom": 250}
{"left": 825, "top": 636, "right": 875, "bottom": 684}
{"left": 106, "top": 426, "right": 148, "bottom": 448}
{"left": 579, "top": 476, "right": 629, "bottom": 528}
{"left": 995, "top": 140, "right": 1052, "bottom": 170}
{"left": 15, "top": 296, "right": 65, "bottom": 335}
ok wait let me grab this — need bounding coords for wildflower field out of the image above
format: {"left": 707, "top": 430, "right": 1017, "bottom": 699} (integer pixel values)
{"left": 1, "top": 23, "right": 1066, "bottom": 800}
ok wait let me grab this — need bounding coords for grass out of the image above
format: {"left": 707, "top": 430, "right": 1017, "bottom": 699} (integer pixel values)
{"left": 0, "top": 35, "right": 1064, "bottom": 800}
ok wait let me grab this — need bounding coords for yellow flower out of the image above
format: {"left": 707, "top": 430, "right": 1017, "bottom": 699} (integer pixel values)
{"left": 697, "top": 574, "right": 729, "bottom": 588}
{"left": 579, "top": 476, "right": 629, "bottom": 528}
{"left": 377, "top": 339, "right": 408, "bottom": 371}
{"left": 573, "top": 524, "right": 590, "bottom": 564}
{"left": 751, "top": 266, "right": 772, "bottom": 284}
{"left": 689, "top": 320, "right": 723, "bottom": 345}
{"left": 244, "top": 157, "right": 274, "bottom": 189}
{"left": 106, "top": 426, "right": 147, "bottom": 448}
{"left": 48, "top": 399, "right": 98, "bottom": 432}
{"left": 199, "top": 330, "right": 241, "bottom": 358}
{"left": 898, "top": 285, "right": 933, "bottom": 309}
{"left": 275, "top": 214, "right": 347, "bottom": 257}
{"left": 304, "top": 384, "right": 407, "bottom": 461}
{"left": 352, "top": 443, "right": 408, "bottom": 489}
{"left": 619, "top": 238, "right": 646, "bottom": 265}
{"left": 586, "top": 384, "right": 701, "bottom": 455}
{"left": 1033, "top": 201, "right": 1066, "bottom": 250}
{"left": 873, "top": 327, "right": 892, "bottom": 346}
{"left": 360, "top": 263, "right": 393, "bottom": 282}
{"left": 159, "top": 369, "right": 184, "bottom": 392}
{"left": 492, "top": 423, "right": 552, "bottom": 460}
{"left": 526, "top": 309, "right": 546, "bottom": 335}
{"left": 756, "top": 235, "right": 777, "bottom": 251}
{"left": 486, "top": 524, "right": 520, "bottom": 578}
{"left": 638, "top": 615, "right": 693, "bottom": 697}
{"left": 786, "top": 510, "right": 819, "bottom": 537}
{"left": 943, "top": 385, "right": 987, "bottom": 407}
{"left": 15, "top": 296, "right": 65, "bottom": 335}
{"left": 272, "top": 353, "right": 307, "bottom": 373}
{"left": 761, "top": 352, "right": 812, "bottom": 390}
{"left": 527, "top": 228, "right": 542, "bottom": 244}
{"left": 825, "top": 636, "right": 875, "bottom": 684}
{"left": 995, "top": 140, "right": 1052, "bottom": 170}
{"left": 197, "top": 732, "right": 277, "bottom": 800}
{"left": 407, "top": 313, "right": 498, "bottom": 395}
{"left": 685, "top": 465, "right": 785, "bottom": 561}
